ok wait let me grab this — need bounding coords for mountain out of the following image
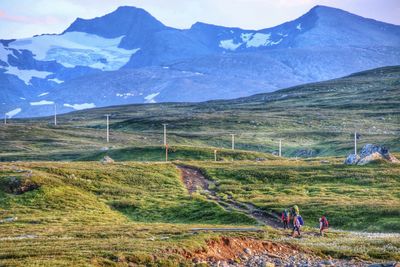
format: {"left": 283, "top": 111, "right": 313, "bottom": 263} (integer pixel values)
{"left": 1, "top": 5, "right": 400, "bottom": 118}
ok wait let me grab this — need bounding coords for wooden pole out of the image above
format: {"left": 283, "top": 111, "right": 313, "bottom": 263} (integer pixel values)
{"left": 54, "top": 104, "right": 57, "bottom": 126}
{"left": 279, "top": 139, "right": 282, "bottom": 157}
{"left": 165, "top": 144, "right": 169, "bottom": 162}
{"left": 106, "top": 115, "right": 110, "bottom": 143}
{"left": 354, "top": 132, "right": 357, "bottom": 155}
{"left": 163, "top": 124, "right": 167, "bottom": 146}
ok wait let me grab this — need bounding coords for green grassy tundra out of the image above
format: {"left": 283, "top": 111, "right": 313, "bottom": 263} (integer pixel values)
{"left": 0, "top": 160, "right": 399, "bottom": 266}
{"left": 0, "top": 66, "right": 399, "bottom": 161}
{"left": 0, "top": 66, "right": 399, "bottom": 265}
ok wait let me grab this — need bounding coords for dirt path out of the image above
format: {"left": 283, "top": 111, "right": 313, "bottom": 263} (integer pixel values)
{"left": 177, "top": 165, "right": 400, "bottom": 238}
{"left": 179, "top": 166, "right": 210, "bottom": 194}
{"left": 177, "top": 165, "right": 282, "bottom": 228}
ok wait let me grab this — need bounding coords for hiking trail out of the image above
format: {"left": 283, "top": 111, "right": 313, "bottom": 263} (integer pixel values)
{"left": 177, "top": 165, "right": 400, "bottom": 239}
{"left": 177, "top": 165, "right": 282, "bottom": 228}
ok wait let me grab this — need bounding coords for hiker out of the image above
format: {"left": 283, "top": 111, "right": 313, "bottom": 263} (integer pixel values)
{"left": 290, "top": 205, "right": 300, "bottom": 225}
{"left": 319, "top": 215, "right": 329, "bottom": 236}
{"left": 292, "top": 205, "right": 299, "bottom": 216}
{"left": 281, "top": 209, "right": 290, "bottom": 229}
{"left": 292, "top": 214, "right": 304, "bottom": 237}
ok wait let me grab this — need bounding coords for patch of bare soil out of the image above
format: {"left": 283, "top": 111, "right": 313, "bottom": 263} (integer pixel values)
{"left": 177, "top": 165, "right": 209, "bottom": 194}
{"left": 190, "top": 237, "right": 302, "bottom": 261}
{"left": 167, "top": 236, "right": 373, "bottom": 267}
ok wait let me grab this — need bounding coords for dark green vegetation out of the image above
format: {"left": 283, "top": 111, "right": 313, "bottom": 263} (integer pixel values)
{"left": 1, "top": 66, "right": 399, "bottom": 161}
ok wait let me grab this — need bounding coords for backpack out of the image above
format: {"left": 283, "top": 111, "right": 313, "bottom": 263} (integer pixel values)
{"left": 322, "top": 217, "right": 329, "bottom": 228}
{"left": 283, "top": 210, "right": 288, "bottom": 218}
{"left": 297, "top": 215, "right": 304, "bottom": 226}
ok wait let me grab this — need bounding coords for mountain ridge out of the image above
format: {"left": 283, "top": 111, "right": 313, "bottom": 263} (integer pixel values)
{"left": 1, "top": 5, "right": 400, "bottom": 118}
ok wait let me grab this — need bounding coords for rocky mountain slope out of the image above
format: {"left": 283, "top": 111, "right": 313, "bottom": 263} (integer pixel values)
{"left": 1, "top": 5, "right": 400, "bottom": 117}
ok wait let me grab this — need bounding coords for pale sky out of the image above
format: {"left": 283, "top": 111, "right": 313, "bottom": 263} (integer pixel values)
{"left": 1, "top": 0, "right": 399, "bottom": 39}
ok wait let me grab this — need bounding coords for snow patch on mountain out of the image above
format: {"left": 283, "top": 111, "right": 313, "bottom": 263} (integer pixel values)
{"left": 9, "top": 32, "right": 140, "bottom": 71}
{"left": 6, "top": 108, "right": 22, "bottom": 118}
{"left": 241, "top": 33, "right": 253, "bottom": 42}
{"left": 271, "top": 39, "right": 283, "bottom": 45}
{"left": 48, "top": 78, "right": 64, "bottom": 84}
{"left": 246, "top": 33, "right": 271, "bottom": 48}
{"left": 116, "top": 92, "right": 135, "bottom": 98}
{"left": 3, "top": 66, "right": 53, "bottom": 85}
{"left": 219, "top": 39, "right": 241, "bottom": 51}
{"left": 219, "top": 32, "right": 279, "bottom": 50}
{"left": 297, "top": 23, "right": 302, "bottom": 30}
{"left": 64, "top": 103, "right": 96, "bottom": 110}
{"left": 38, "top": 92, "right": 49, "bottom": 97}
{"left": 144, "top": 92, "right": 160, "bottom": 103}
{"left": 30, "top": 100, "right": 54, "bottom": 106}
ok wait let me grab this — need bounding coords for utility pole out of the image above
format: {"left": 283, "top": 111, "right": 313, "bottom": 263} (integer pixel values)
{"left": 106, "top": 114, "right": 110, "bottom": 143}
{"left": 354, "top": 131, "right": 357, "bottom": 155}
{"left": 214, "top": 149, "right": 217, "bottom": 162}
{"left": 54, "top": 104, "right": 57, "bottom": 126}
{"left": 231, "top": 134, "right": 235, "bottom": 150}
{"left": 163, "top": 124, "right": 168, "bottom": 146}
{"left": 279, "top": 139, "right": 282, "bottom": 157}
{"left": 4, "top": 114, "right": 6, "bottom": 125}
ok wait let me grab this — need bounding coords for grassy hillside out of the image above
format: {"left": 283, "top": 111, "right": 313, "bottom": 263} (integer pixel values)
{"left": 0, "top": 162, "right": 255, "bottom": 225}
{"left": 191, "top": 158, "right": 400, "bottom": 232}
{"left": 0, "top": 161, "right": 258, "bottom": 266}
{"left": 1, "top": 161, "right": 399, "bottom": 266}
{"left": 1, "top": 66, "right": 399, "bottom": 161}
{"left": 0, "top": 67, "right": 399, "bottom": 265}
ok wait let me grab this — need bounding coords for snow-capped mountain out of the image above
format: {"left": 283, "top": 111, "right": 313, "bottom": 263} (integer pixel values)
{"left": 1, "top": 5, "right": 400, "bottom": 118}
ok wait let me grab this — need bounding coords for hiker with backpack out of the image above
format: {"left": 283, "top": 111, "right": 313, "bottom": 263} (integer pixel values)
{"left": 319, "top": 215, "right": 329, "bottom": 236}
{"left": 290, "top": 205, "right": 299, "bottom": 217}
{"left": 281, "top": 209, "right": 290, "bottom": 229}
{"left": 292, "top": 214, "right": 304, "bottom": 237}
{"left": 290, "top": 205, "right": 300, "bottom": 225}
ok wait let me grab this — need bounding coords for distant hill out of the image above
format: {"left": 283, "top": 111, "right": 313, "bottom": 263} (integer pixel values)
{"left": 1, "top": 5, "right": 400, "bottom": 117}
{"left": 1, "top": 66, "right": 399, "bottom": 160}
